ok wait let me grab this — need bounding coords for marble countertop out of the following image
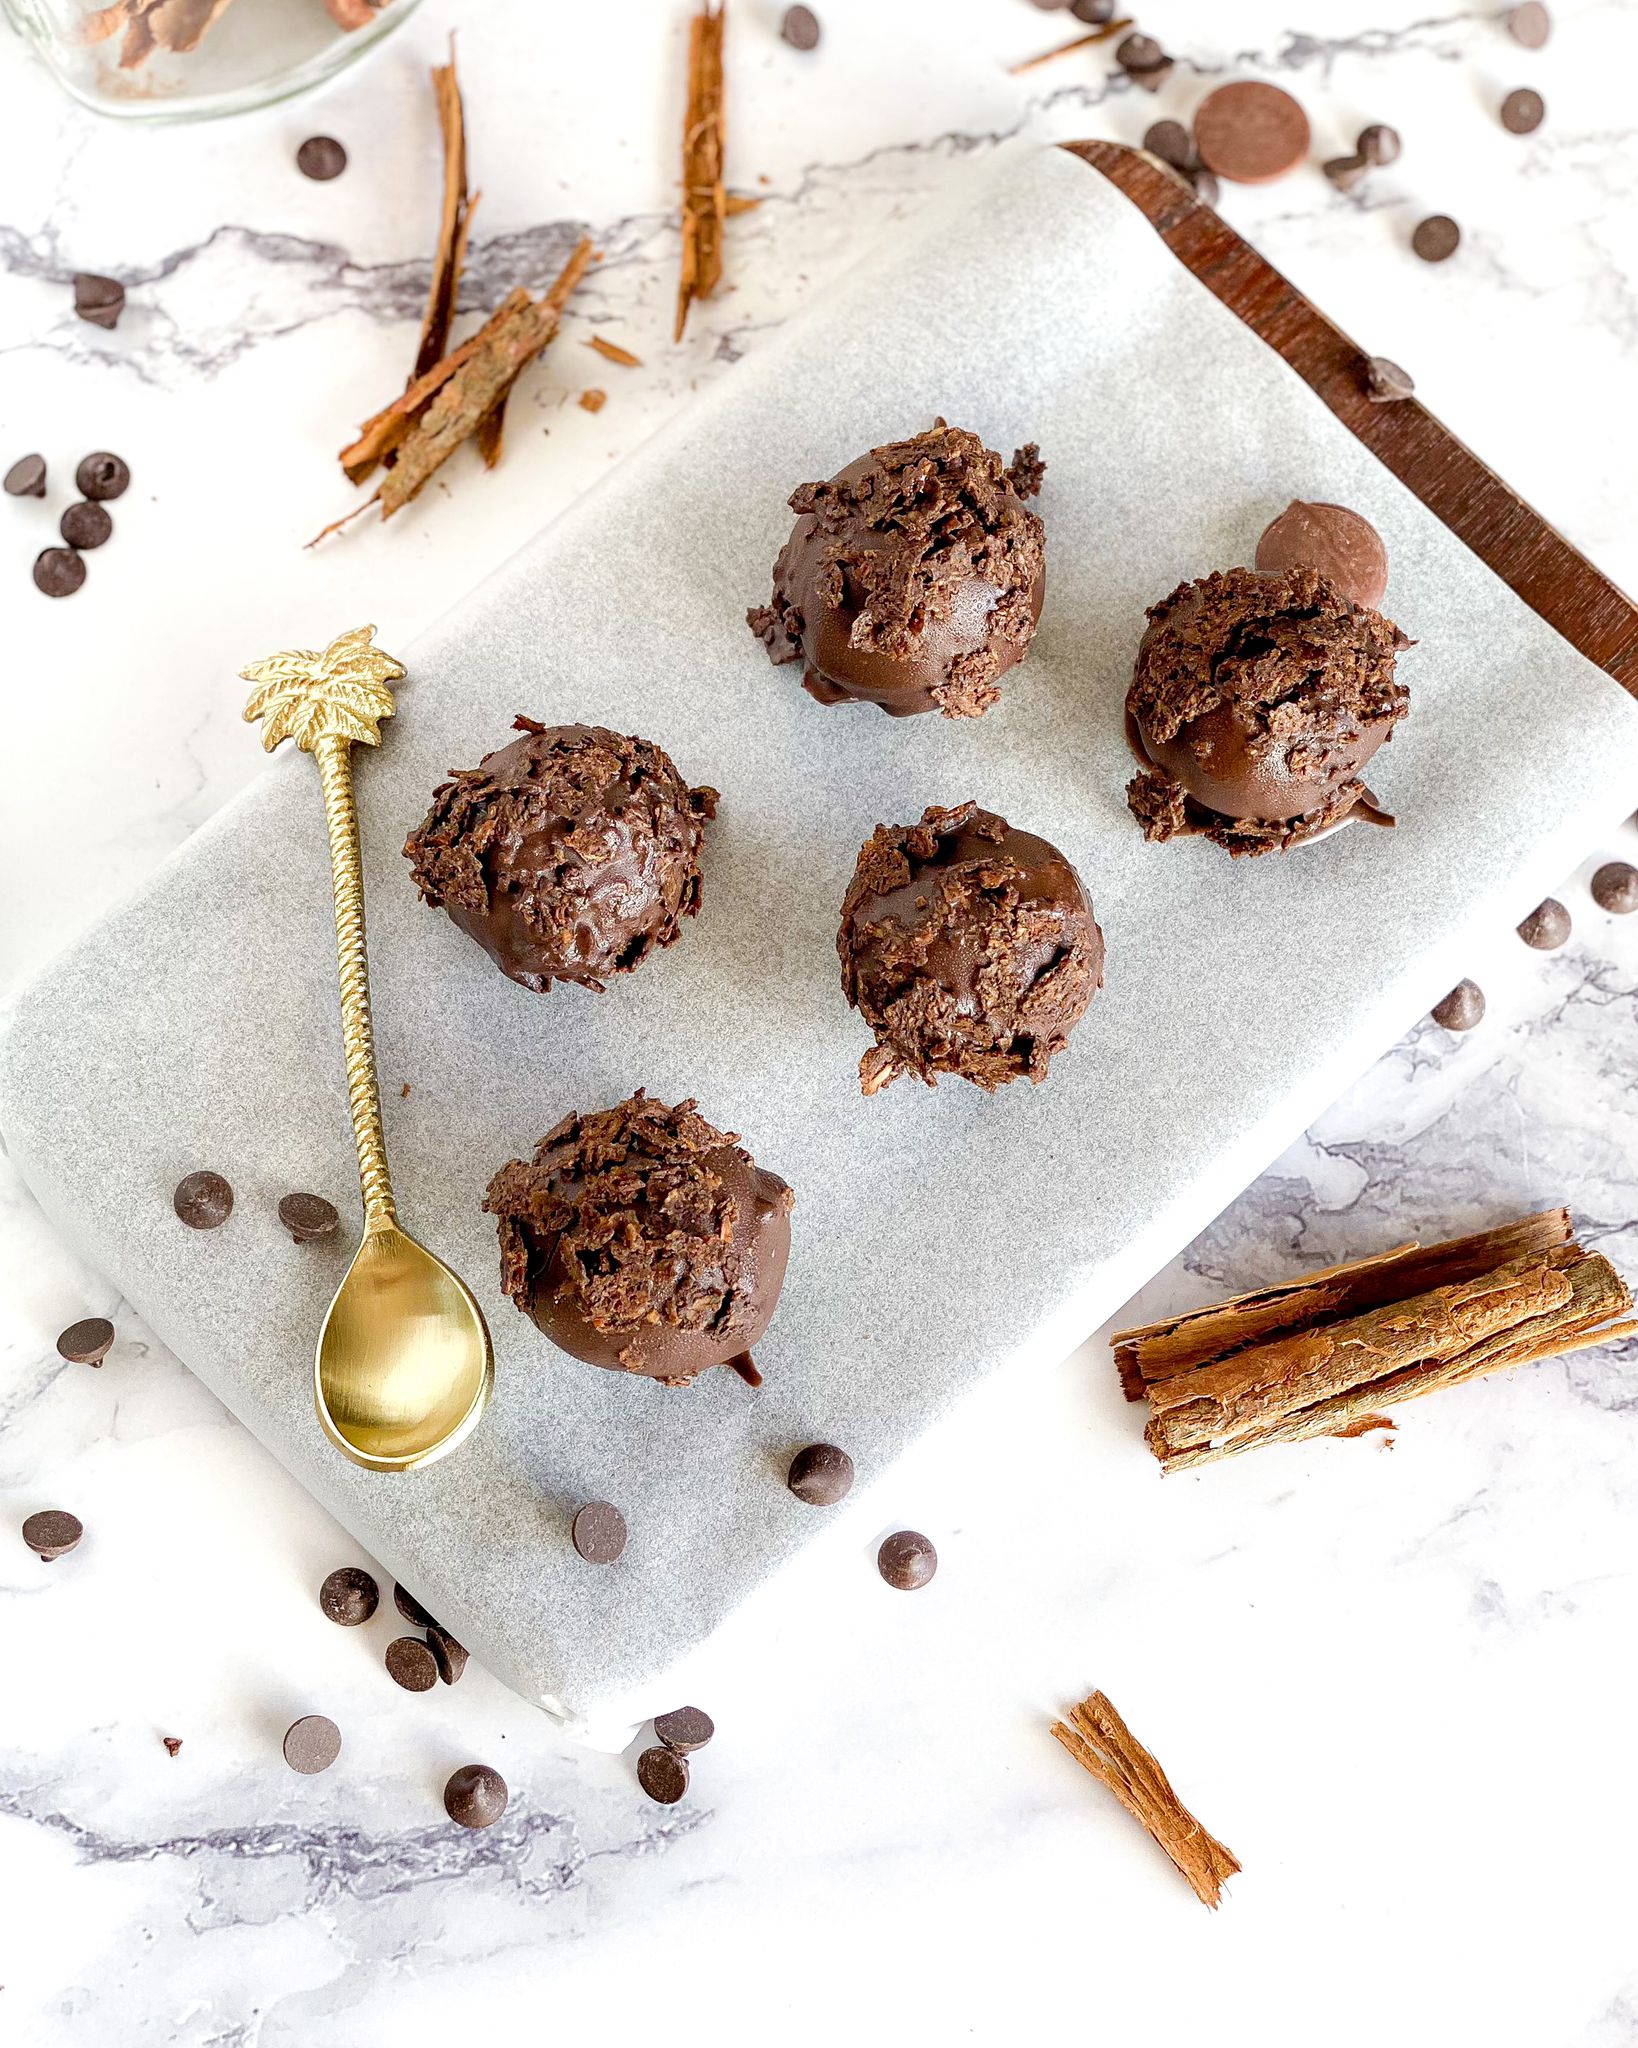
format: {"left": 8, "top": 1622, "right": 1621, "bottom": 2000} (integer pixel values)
{"left": 4, "top": 2, "right": 1637, "bottom": 2042}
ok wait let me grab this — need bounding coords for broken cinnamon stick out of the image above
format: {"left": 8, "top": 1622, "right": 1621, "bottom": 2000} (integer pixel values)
{"left": 675, "top": 2, "right": 727, "bottom": 342}
{"left": 340, "top": 286, "right": 531, "bottom": 484}
{"left": 1008, "top": 18, "right": 1132, "bottom": 77}
{"left": 1050, "top": 1691, "right": 1239, "bottom": 1909}
{"left": 414, "top": 41, "right": 474, "bottom": 386}
{"left": 586, "top": 336, "right": 642, "bottom": 368}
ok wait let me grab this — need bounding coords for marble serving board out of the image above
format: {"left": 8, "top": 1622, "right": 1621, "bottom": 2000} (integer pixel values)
{"left": 4, "top": 144, "right": 1637, "bottom": 1738}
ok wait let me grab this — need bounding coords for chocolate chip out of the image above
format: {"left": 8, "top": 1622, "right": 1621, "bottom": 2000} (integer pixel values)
{"left": 319, "top": 1565, "right": 379, "bottom": 1626}
{"left": 1431, "top": 980, "right": 1485, "bottom": 1031}
{"left": 787, "top": 1441, "right": 855, "bottom": 1506}
{"left": 779, "top": 4, "right": 819, "bottom": 48}
{"left": 33, "top": 548, "right": 85, "bottom": 598}
{"left": 282, "top": 1714, "right": 342, "bottom": 1774}
{"left": 1356, "top": 123, "right": 1401, "bottom": 166}
{"left": 296, "top": 135, "right": 348, "bottom": 180}
{"left": 1412, "top": 214, "right": 1461, "bottom": 263}
{"left": 445, "top": 1763, "right": 508, "bottom": 1829}
{"left": 279, "top": 1192, "right": 339, "bottom": 1243}
{"left": 1142, "top": 119, "right": 1194, "bottom": 171}
{"left": 1115, "top": 32, "right": 1168, "bottom": 80}
{"left": 56, "top": 1316, "right": 115, "bottom": 1366}
{"left": 1322, "top": 153, "right": 1369, "bottom": 193}
{"left": 1193, "top": 80, "right": 1310, "bottom": 183}
{"left": 427, "top": 1623, "right": 468, "bottom": 1685}
{"left": 4, "top": 453, "right": 46, "bottom": 497}
{"left": 1591, "top": 861, "right": 1638, "bottom": 914}
{"left": 73, "top": 273, "right": 125, "bottom": 330}
{"left": 174, "top": 1170, "right": 233, "bottom": 1229}
{"left": 1186, "top": 165, "right": 1220, "bottom": 207}
{"left": 384, "top": 1636, "right": 439, "bottom": 1692}
{"left": 654, "top": 1705, "right": 714, "bottom": 1755}
{"left": 1069, "top": 0, "right": 1114, "bottom": 18}
{"left": 1517, "top": 898, "right": 1570, "bottom": 950}
{"left": 393, "top": 1582, "right": 439, "bottom": 1628}
{"left": 877, "top": 1529, "right": 937, "bottom": 1591}
{"left": 1365, "top": 355, "right": 1415, "bottom": 402}
{"left": 22, "top": 1509, "right": 82, "bottom": 1561}
{"left": 1507, "top": 1, "right": 1551, "bottom": 48}
{"left": 1501, "top": 88, "right": 1545, "bottom": 135}
{"left": 571, "top": 1501, "right": 628, "bottom": 1564}
{"left": 76, "top": 451, "right": 130, "bottom": 500}
{"left": 636, "top": 1745, "right": 689, "bottom": 1804}
{"left": 60, "top": 501, "right": 112, "bottom": 550}
{"left": 162, "top": 1736, "right": 183, "bottom": 1756}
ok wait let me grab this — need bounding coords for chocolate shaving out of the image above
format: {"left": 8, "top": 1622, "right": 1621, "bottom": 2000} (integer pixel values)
{"left": 1008, "top": 18, "right": 1132, "bottom": 76}
{"left": 675, "top": 2, "right": 727, "bottom": 341}
{"left": 414, "top": 41, "right": 476, "bottom": 385}
{"left": 1050, "top": 1692, "right": 1239, "bottom": 1909}
{"left": 587, "top": 336, "right": 642, "bottom": 367}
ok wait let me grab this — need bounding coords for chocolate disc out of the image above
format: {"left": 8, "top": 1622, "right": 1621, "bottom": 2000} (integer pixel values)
{"left": 1255, "top": 501, "right": 1389, "bottom": 612}
{"left": 1193, "top": 82, "right": 1311, "bottom": 185}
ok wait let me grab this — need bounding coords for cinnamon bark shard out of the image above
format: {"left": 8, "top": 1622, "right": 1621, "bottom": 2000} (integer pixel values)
{"left": 1050, "top": 1691, "right": 1239, "bottom": 1909}
{"left": 675, "top": 2, "right": 727, "bottom": 341}
{"left": 414, "top": 41, "right": 475, "bottom": 385}
{"left": 586, "top": 335, "right": 642, "bottom": 367}
{"left": 1008, "top": 18, "right": 1132, "bottom": 76}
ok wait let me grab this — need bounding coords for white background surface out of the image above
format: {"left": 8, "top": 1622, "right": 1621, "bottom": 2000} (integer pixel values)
{"left": 3, "top": 2, "right": 1637, "bottom": 2043}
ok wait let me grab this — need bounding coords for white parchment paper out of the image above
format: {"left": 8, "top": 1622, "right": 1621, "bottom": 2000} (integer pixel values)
{"left": 6, "top": 147, "right": 1637, "bottom": 1733}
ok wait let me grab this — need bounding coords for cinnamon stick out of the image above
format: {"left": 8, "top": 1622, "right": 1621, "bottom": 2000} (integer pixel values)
{"left": 1008, "top": 18, "right": 1132, "bottom": 76}
{"left": 340, "top": 287, "right": 531, "bottom": 484}
{"left": 414, "top": 42, "right": 474, "bottom": 385}
{"left": 675, "top": 2, "right": 727, "bottom": 342}
{"left": 1050, "top": 1691, "right": 1239, "bottom": 1909}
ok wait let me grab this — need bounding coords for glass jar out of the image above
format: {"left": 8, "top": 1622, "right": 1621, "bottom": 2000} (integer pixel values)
{"left": 4, "top": 0, "right": 422, "bottom": 120}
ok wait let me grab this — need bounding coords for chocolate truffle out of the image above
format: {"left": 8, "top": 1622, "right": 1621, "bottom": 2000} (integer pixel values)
{"left": 404, "top": 721, "right": 716, "bottom": 993}
{"left": 1254, "top": 500, "right": 1389, "bottom": 612}
{"left": 1125, "top": 566, "right": 1408, "bottom": 855}
{"left": 483, "top": 1091, "right": 794, "bottom": 1386}
{"left": 838, "top": 801, "right": 1103, "bottom": 1095}
{"left": 748, "top": 424, "right": 1046, "bottom": 720}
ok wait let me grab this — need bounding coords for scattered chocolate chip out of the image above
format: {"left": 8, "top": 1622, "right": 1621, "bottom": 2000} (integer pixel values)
{"left": 787, "top": 1441, "right": 855, "bottom": 1506}
{"left": 1412, "top": 214, "right": 1461, "bottom": 263}
{"left": 385, "top": 1636, "right": 439, "bottom": 1692}
{"left": 76, "top": 451, "right": 130, "bottom": 501}
{"left": 33, "top": 547, "right": 85, "bottom": 599}
{"left": 4, "top": 453, "right": 46, "bottom": 497}
{"left": 57, "top": 1316, "right": 115, "bottom": 1366}
{"left": 779, "top": 3, "right": 819, "bottom": 48}
{"left": 1142, "top": 119, "right": 1193, "bottom": 170}
{"left": 1255, "top": 500, "right": 1388, "bottom": 613}
{"left": 282, "top": 1714, "right": 342, "bottom": 1774}
{"left": 393, "top": 1583, "right": 439, "bottom": 1628}
{"left": 637, "top": 1745, "right": 690, "bottom": 1804}
{"left": 877, "top": 1529, "right": 938, "bottom": 1591}
{"left": 73, "top": 273, "right": 125, "bottom": 330}
{"left": 1193, "top": 80, "right": 1311, "bottom": 183}
{"left": 1356, "top": 123, "right": 1401, "bottom": 167}
{"left": 654, "top": 1705, "right": 714, "bottom": 1755}
{"left": 1322, "top": 153, "right": 1369, "bottom": 193}
{"left": 1431, "top": 980, "right": 1485, "bottom": 1031}
{"left": 445, "top": 1763, "right": 508, "bottom": 1829}
{"left": 571, "top": 1501, "right": 628, "bottom": 1564}
{"left": 1365, "top": 355, "right": 1415, "bottom": 402}
{"left": 22, "top": 1509, "right": 82, "bottom": 1561}
{"left": 1507, "top": 1, "right": 1551, "bottom": 48}
{"left": 1518, "top": 898, "right": 1570, "bottom": 950}
{"left": 162, "top": 1736, "right": 183, "bottom": 1756}
{"left": 174, "top": 1170, "right": 233, "bottom": 1229}
{"left": 1070, "top": 0, "right": 1114, "bottom": 18}
{"left": 1500, "top": 87, "right": 1545, "bottom": 135}
{"left": 1186, "top": 164, "right": 1220, "bottom": 206}
{"left": 1115, "top": 32, "right": 1171, "bottom": 89}
{"left": 319, "top": 1565, "right": 379, "bottom": 1626}
{"left": 278, "top": 1192, "right": 339, "bottom": 1243}
{"left": 1591, "top": 861, "right": 1638, "bottom": 914}
{"left": 427, "top": 1623, "right": 468, "bottom": 1685}
{"left": 60, "top": 501, "right": 112, "bottom": 550}
{"left": 296, "top": 135, "right": 348, "bottom": 181}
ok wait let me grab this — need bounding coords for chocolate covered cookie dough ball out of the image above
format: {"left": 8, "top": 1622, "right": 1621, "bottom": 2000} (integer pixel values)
{"left": 1125, "top": 566, "right": 1407, "bottom": 856}
{"left": 483, "top": 1092, "right": 794, "bottom": 1387}
{"left": 838, "top": 801, "right": 1103, "bottom": 1095}
{"left": 748, "top": 424, "right": 1046, "bottom": 720}
{"left": 404, "top": 720, "right": 716, "bottom": 992}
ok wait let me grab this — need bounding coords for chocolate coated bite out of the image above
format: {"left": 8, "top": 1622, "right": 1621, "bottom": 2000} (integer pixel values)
{"left": 749, "top": 423, "right": 1046, "bottom": 720}
{"left": 1254, "top": 500, "right": 1388, "bottom": 612}
{"left": 405, "top": 720, "right": 716, "bottom": 993}
{"left": 838, "top": 801, "right": 1103, "bottom": 1095}
{"left": 1125, "top": 566, "right": 1407, "bottom": 855}
{"left": 484, "top": 1091, "right": 794, "bottom": 1386}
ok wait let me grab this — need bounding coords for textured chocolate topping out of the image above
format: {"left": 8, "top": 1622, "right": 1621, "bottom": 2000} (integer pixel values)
{"left": 837, "top": 801, "right": 1103, "bottom": 1094}
{"left": 405, "top": 721, "right": 717, "bottom": 992}
{"left": 483, "top": 1091, "right": 794, "bottom": 1385}
{"left": 748, "top": 424, "right": 1046, "bottom": 719}
{"left": 1125, "top": 565, "right": 1407, "bottom": 856}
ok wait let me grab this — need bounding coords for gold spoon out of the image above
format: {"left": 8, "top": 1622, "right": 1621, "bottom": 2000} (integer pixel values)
{"left": 240, "top": 625, "right": 492, "bottom": 1473}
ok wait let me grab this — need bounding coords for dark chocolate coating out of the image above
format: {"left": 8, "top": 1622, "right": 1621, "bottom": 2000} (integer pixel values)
{"left": 838, "top": 801, "right": 1103, "bottom": 1094}
{"left": 404, "top": 721, "right": 716, "bottom": 992}
{"left": 748, "top": 424, "right": 1046, "bottom": 720}
{"left": 483, "top": 1092, "right": 794, "bottom": 1386}
{"left": 1125, "top": 565, "right": 1407, "bottom": 855}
